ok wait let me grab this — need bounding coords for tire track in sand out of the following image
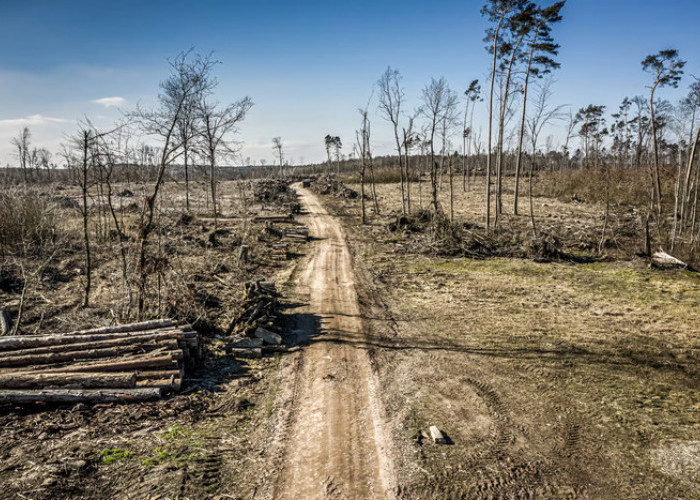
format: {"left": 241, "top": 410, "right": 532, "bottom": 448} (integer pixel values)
{"left": 272, "top": 184, "right": 395, "bottom": 500}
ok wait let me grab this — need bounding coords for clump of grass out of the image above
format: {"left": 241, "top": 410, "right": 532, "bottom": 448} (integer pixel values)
{"left": 97, "top": 448, "right": 134, "bottom": 466}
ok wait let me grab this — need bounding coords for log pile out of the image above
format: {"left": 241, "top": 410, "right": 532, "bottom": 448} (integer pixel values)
{"left": 225, "top": 281, "right": 286, "bottom": 359}
{"left": 311, "top": 174, "right": 358, "bottom": 199}
{"left": 272, "top": 243, "right": 289, "bottom": 260}
{"left": 252, "top": 214, "right": 294, "bottom": 223}
{"left": 283, "top": 225, "right": 309, "bottom": 242}
{"left": 0, "top": 319, "right": 203, "bottom": 405}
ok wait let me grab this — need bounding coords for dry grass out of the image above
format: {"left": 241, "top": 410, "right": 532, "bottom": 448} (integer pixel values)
{"left": 321, "top": 180, "right": 700, "bottom": 498}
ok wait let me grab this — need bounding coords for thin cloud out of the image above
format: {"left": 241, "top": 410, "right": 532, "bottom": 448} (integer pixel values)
{"left": 91, "top": 96, "right": 125, "bottom": 108}
{"left": 0, "top": 114, "right": 68, "bottom": 127}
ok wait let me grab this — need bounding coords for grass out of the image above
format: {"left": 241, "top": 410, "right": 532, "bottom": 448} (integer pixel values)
{"left": 330, "top": 180, "right": 700, "bottom": 497}
{"left": 97, "top": 448, "right": 134, "bottom": 466}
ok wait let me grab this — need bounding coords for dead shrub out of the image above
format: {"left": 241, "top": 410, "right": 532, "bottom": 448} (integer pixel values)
{"left": 0, "top": 187, "right": 56, "bottom": 256}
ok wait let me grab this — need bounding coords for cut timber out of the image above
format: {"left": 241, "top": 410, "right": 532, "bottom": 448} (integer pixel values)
{"left": 0, "top": 329, "right": 194, "bottom": 351}
{"left": 66, "top": 319, "right": 177, "bottom": 336}
{"left": 4, "top": 353, "right": 179, "bottom": 374}
{"left": 429, "top": 425, "right": 448, "bottom": 444}
{"left": 0, "top": 388, "right": 162, "bottom": 404}
{"left": 252, "top": 215, "right": 293, "bottom": 223}
{"left": 0, "top": 310, "right": 11, "bottom": 336}
{"left": 228, "top": 347, "right": 262, "bottom": 359}
{"left": 137, "top": 376, "right": 181, "bottom": 392}
{"left": 0, "top": 332, "right": 184, "bottom": 357}
{"left": 0, "top": 340, "right": 180, "bottom": 368}
{"left": 135, "top": 369, "right": 183, "bottom": 380}
{"left": 651, "top": 250, "right": 688, "bottom": 270}
{"left": 0, "top": 319, "right": 202, "bottom": 405}
{"left": 0, "top": 372, "right": 136, "bottom": 389}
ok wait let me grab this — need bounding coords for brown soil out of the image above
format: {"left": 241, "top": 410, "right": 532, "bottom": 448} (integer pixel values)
{"left": 265, "top": 184, "right": 394, "bottom": 499}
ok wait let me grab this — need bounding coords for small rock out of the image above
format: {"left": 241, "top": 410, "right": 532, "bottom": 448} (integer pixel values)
{"left": 254, "top": 327, "right": 282, "bottom": 345}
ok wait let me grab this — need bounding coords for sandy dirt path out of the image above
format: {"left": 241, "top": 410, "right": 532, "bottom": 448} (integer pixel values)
{"left": 272, "top": 185, "right": 394, "bottom": 500}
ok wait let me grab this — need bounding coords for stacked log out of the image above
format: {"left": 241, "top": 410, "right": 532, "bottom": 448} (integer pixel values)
{"left": 252, "top": 214, "right": 294, "bottom": 223}
{"left": 226, "top": 281, "right": 283, "bottom": 339}
{"left": 272, "top": 243, "right": 289, "bottom": 260}
{"left": 283, "top": 226, "right": 309, "bottom": 242}
{"left": 0, "top": 319, "right": 202, "bottom": 405}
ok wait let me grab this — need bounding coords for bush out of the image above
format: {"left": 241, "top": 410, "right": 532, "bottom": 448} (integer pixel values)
{"left": 0, "top": 187, "right": 56, "bottom": 255}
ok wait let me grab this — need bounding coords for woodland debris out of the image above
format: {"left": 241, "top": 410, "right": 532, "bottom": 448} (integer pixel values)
{"left": 272, "top": 243, "right": 289, "bottom": 260}
{"left": 228, "top": 336, "right": 263, "bottom": 349}
{"left": 651, "top": 250, "right": 688, "bottom": 270}
{"left": 310, "top": 174, "right": 358, "bottom": 199}
{"left": 254, "top": 327, "right": 282, "bottom": 346}
{"left": 283, "top": 226, "right": 309, "bottom": 242}
{"left": 429, "top": 425, "right": 448, "bottom": 444}
{"left": 0, "top": 309, "right": 11, "bottom": 336}
{"left": 225, "top": 281, "right": 283, "bottom": 338}
{"left": 226, "top": 347, "right": 262, "bottom": 359}
{"left": 0, "top": 319, "right": 202, "bottom": 405}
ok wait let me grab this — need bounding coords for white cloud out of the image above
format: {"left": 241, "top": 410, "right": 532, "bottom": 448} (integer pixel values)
{"left": 91, "top": 96, "right": 126, "bottom": 108}
{"left": 0, "top": 114, "right": 68, "bottom": 127}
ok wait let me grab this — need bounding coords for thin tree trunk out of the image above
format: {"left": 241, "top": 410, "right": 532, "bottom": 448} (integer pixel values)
{"left": 81, "top": 132, "right": 92, "bottom": 308}
{"left": 486, "top": 15, "right": 506, "bottom": 230}
{"left": 649, "top": 83, "right": 663, "bottom": 218}
{"left": 514, "top": 30, "right": 539, "bottom": 216}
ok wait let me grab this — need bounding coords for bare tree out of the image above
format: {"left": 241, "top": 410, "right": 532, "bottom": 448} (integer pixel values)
{"left": 272, "top": 136, "right": 284, "bottom": 176}
{"left": 420, "top": 77, "right": 450, "bottom": 213}
{"left": 11, "top": 127, "right": 31, "bottom": 183}
{"left": 377, "top": 67, "right": 407, "bottom": 215}
{"left": 199, "top": 96, "right": 254, "bottom": 217}
{"left": 132, "top": 50, "right": 218, "bottom": 317}
{"left": 525, "top": 78, "right": 566, "bottom": 235}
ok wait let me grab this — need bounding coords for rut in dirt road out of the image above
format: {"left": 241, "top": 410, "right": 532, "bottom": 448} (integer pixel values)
{"left": 273, "top": 184, "right": 394, "bottom": 500}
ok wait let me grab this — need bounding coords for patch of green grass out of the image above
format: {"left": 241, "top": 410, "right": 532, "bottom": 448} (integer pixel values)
{"left": 141, "top": 446, "right": 196, "bottom": 468}
{"left": 161, "top": 424, "right": 191, "bottom": 440}
{"left": 96, "top": 448, "right": 134, "bottom": 466}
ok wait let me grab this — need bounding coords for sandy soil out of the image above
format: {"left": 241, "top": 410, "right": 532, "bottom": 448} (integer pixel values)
{"left": 320, "top": 180, "right": 700, "bottom": 499}
{"left": 267, "top": 184, "right": 395, "bottom": 499}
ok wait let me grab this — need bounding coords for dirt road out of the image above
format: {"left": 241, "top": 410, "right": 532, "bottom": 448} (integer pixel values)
{"left": 272, "top": 185, "right": 394, "bottom": 500}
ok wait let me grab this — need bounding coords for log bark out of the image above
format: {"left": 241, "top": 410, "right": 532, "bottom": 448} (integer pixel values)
{"left": 135, "top": 369, "right": 183, "bottom": 380}
{"left": 0, "top": 333, "right": 184, "bottom": 357}
{"left": 1, "top": 353, "right": 180, "bottom": 374}
{"left": 0, "top": 328, "right": 195, "bottom": 351}
{"left": 0, "top": 388, "right": 162, "bottom": 404}
{"left": 0, "top": 340, "right": 180, "bottom": 368}
{"left": 0, "top": 310, "right": 11, "bottom": 336}
{"left": 0, "top": 372, "right": 136, "bottom": 389}
{"left": 66, "top": 319, "right": 177, "bottom": 336}
{"left": 651, "top": 250, "right": 688, "bottom": 269}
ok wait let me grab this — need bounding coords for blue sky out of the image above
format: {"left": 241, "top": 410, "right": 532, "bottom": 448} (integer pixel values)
{"left": 1, "top": 0, "right": 699, "bottom": 166}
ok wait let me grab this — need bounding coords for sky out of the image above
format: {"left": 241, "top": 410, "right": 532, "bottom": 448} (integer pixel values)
{"left": 1, "top": 0, "right": 700, "bottom": 167}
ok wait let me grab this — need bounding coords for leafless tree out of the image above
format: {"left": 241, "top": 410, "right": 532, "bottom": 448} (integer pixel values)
{"left": 131, "top": 50, "right": 218, "bottom": 317}
{"left": 272, "top": 136, "right": 284, "bottom": 176}
{"left": 377, "top": 67, "right": 407, "bottom": 215}
{"left": 11, "top": 127, "right": 32, "bottom": 183}
{"left": 421, "top": 77, "right": 451, "bottom": 213}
